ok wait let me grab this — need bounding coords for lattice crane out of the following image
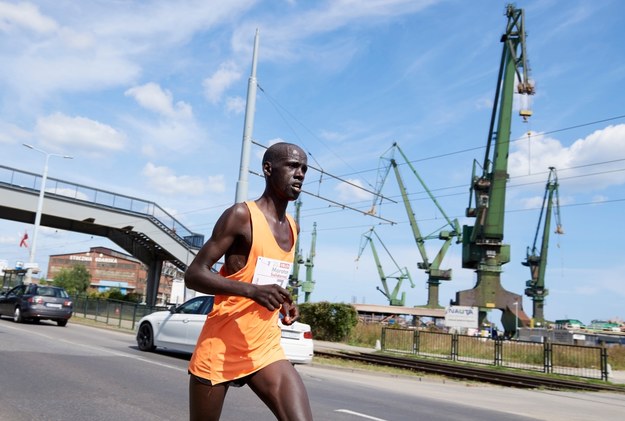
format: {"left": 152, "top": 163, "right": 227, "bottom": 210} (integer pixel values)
{"left": 369, "top": 143, "right": 461, "bottom": 308}
{"left": 522, "top": 167, "right": 563, "bottom": 325}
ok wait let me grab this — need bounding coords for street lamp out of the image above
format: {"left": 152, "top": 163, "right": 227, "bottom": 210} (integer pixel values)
{"left": 513, "top": 300, "right": 519, "bottom": 339}
{"left": 23, "top": 143, "right": 73, "bottom": 283}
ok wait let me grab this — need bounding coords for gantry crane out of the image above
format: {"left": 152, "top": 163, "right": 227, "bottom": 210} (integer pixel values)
{"left": 522, "top": 167, "right": 563, "bottom": 325}
{"left": 454, "top": 4, "right": 535, "bottom": 334}
{"left": 369, "top": 143, "right": 461, "bottom": 308}
{"left": 356, "top": 227, "right": 415, "bottom": 306}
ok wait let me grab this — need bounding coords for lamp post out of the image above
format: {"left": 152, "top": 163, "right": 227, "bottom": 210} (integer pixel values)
{"left": 23, "top": 143, "right": 73, "bottom": 283}
{"left": 513, "top": 300, "right": 519, "bottom": 339}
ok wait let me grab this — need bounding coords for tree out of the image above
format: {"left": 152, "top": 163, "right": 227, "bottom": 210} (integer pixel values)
{"left": 53, "top": 264, "right": 91, "bottom": 294}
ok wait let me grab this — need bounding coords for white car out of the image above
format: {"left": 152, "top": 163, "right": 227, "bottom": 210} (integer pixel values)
{"left": 135, "top": 295, "right": 313, "bottom": 364}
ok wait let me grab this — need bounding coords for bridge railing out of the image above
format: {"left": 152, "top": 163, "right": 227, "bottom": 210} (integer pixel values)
{"left": 0, "top": 164, "right": 203, "bottom": 248}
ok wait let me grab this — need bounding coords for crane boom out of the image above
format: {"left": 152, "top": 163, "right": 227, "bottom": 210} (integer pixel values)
{"left": 356, "top": 227, "right": 414, "bottom": 306}
{"left": 455, "top": 4, "right": 534, "bottom": 334}
{"left": 522, "top": 167, "right": 563, "bottom": 324}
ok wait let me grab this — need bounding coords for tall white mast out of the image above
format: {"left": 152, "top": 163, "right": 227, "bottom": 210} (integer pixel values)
{"left": 235, "top": 29, "right": 260, "bottom": 203}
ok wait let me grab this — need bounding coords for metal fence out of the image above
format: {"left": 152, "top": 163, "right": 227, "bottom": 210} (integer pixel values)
{"left": 380, "top": 327, "right": 609, "bottom": 381}
{"left": 72, "top": 295, "right": 169, "bottom": 331}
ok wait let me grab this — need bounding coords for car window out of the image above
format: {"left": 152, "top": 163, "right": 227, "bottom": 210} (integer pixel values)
{"left": 9, "top": 285, "right": 26, "bottom": 297}
{"left": 37, "top": 287, "right": 57, "bottom": 297}
{"left": 177, "top": 297, "right": 208, "bottom": 315}
{"left": 201, "top": 296, "right": 215, "bottom": 315}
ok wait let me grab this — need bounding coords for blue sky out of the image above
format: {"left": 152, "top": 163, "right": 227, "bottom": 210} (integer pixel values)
{"left": 0, "top": 0, "right": 624, "bottom": 327}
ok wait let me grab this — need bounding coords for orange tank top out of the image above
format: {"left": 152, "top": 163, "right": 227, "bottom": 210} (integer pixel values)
{"left": 188, "top": 201, "right": 297, "bottom": 384}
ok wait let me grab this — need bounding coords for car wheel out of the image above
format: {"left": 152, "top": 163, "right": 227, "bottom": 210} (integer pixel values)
{"left": 13, "top": 307, "right": 23, "bottom": 323}
{"left": 57, "top": 319, "right": 68, "bottom": 327}
{"left": 137, "top": 323, "right": 156, "bottom": 351}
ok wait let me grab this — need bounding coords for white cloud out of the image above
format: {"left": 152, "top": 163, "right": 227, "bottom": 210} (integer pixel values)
{"left": 0, "top": 2, "right": 58, "bottom": 33}
{"left": 0, "top": 120, "right": 29, "bottom": 144}
{"left": 125, "top": 82, "right": 192, "bottom": 119}
{"left": 127, "top": 118, "right": 203, "bottom": 153}
{"left": 202, "top": 61, "right": 242, "bottom": 104}
{"left": 35, "top": 112, "right": 126, "bottom": 154}
{"left": 334, "top": 178, "right": 373, "bottom": 202}
{"left": 225, "top": 96, "right": 246, "bottom": 114}
{"left": 509, "top": 125, "right": 625, "bottom": 192}
{"left": 142, "top": 162, "right": 225, "bottom": 196}
{"left": 123, "top": 82, "right": 202, "bottom": 152}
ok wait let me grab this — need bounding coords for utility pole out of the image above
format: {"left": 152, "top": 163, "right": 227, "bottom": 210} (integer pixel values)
{"left": 235, "top": 29, "right": 260, "bottom": 204}
{"left": 22, "top": 143, "right": 73, "bottom": 283}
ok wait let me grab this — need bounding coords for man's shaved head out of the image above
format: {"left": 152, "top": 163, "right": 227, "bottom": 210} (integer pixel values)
{"left": 263, "top": 142, "right": 305, "bottom": 166}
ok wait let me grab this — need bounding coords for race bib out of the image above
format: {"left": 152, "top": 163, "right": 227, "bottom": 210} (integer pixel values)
{"left": 252, "top": 257, "right": 293, "bottom": 288}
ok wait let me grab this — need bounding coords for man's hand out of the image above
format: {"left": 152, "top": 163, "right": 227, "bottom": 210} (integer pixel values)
{"left": 280, "top": 301, "right": 299, "bottom": 325}
{"left": 250, "top": 284, "right": 292, "bottom": 311}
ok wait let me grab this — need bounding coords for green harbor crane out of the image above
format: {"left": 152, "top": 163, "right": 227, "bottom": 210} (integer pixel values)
{"left": 301, "top": 222, "right": 317, "bottom": 303}
{"left": 454, "top": 4, "right": 535, "bottom": 334}
{"left": 288, "top": 199, "right": 317, "bottom": 303}
{"left": 369, "top": 143, "right": 461, "bottom": 308}
{"left": 356, "top": 227, "right": 415, "bottom": 306}
{"left": 522, "top": 167, "right": 564, "bottom": 325}
{"left": 288, "top": 199, "right": 305, "bottom": 302}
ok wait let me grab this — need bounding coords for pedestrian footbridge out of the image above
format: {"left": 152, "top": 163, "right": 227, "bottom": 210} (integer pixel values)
{"left": 0, "top": 164, "right": 204, "bottom": 306}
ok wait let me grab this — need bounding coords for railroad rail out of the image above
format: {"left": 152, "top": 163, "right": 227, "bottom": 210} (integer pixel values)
{"left": 314, "top": 350, "right": 625, "bottom": 393}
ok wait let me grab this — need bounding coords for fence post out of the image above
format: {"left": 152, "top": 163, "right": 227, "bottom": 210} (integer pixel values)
{"left": 381, "top": 327, "right": 386, "bottom": 351}
{"left": 494, "top": 338, "right": 502, "bottom": 366}
{"left": 601, "top": 346, "right": 609, "bottom": 381}
{"left": 95, "top": 298, "right": 100, "bottom": 322}
{"left": 132, "top": 304, "right": 138, "bottom": 331}
{"left": 451, "top": 333, "right": 458, "bottom": 361}
{"left": 118, "top": 302, "right": 123, "bottom": 328}
{"left": 544, "top": 340, "right": 552, "bottom": 374}
{"left": 414, "top": 329, "right": 420, "bottom": 355}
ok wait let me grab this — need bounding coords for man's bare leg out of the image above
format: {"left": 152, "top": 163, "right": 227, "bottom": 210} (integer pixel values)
{"left": 247, "top": 360, "right": 313, "bottom": 421}
{"left": 189, "top": 375, "right": 229, "bottom": 421}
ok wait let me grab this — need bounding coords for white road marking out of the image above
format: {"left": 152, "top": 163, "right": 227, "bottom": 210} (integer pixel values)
{"left": 2, "top": 322, "right": 186, "bottom": 372}
{"left": 335, "top": 409, "right": 389, "bottom": 421}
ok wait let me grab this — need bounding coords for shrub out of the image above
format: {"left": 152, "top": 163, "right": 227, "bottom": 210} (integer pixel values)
{"left": 299, "top": 302, "right": 358, "bottom": 342}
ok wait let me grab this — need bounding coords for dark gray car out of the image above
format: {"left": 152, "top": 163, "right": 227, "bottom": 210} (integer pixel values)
{"left": 0, "top": 284, "right": 73, "bottom": 326}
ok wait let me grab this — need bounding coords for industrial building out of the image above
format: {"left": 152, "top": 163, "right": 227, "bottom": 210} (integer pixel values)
{"left": 47, "top": 246, "right": 184, "bottom": 304}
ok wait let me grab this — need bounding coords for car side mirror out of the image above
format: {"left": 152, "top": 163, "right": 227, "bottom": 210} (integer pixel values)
{"left": 168, "top": 304, "right": 176, "bottom": 313}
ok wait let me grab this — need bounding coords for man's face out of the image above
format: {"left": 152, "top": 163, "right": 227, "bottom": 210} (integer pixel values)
{"left": 266, "top": 145, "right": 308, "bottom": 201}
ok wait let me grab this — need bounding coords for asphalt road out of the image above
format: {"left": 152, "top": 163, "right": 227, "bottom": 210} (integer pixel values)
{"left": 0, "top": 318, "right": 624, "bottom": 421}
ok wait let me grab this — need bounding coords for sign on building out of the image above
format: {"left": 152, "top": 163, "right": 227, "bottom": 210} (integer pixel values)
{"left": 444, "top": 306, "right": 478, "bottom": 329}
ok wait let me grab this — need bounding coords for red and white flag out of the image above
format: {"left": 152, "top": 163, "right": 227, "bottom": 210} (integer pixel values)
{"left": 19, "top": 231, "right": 29, "bottom": 248}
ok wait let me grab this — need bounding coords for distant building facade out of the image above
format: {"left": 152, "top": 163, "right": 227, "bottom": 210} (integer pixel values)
{"left": 47, "top": 246, "right": 184, "bottom": 304}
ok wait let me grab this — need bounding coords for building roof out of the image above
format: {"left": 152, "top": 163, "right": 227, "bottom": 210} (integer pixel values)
{"left": 352, "top": 303, "right": 446, "bottom": 318}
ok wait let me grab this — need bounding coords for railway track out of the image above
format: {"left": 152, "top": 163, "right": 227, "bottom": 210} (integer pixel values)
{"left": 314, "top": 350, "right": 625, "bottom": 393}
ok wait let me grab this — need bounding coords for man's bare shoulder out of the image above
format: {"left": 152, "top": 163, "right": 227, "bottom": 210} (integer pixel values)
{"left": 216, "top": 202, "right": 251, "bottom": 233}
